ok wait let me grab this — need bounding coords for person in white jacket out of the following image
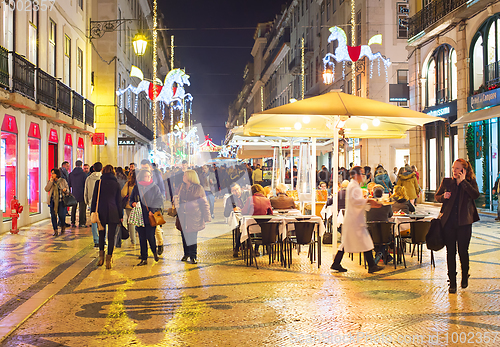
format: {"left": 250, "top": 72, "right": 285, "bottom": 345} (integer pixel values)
{"left": 84, "top": 162, "right": 102, "bottom": 247}
{"left": 331, "top": 166, "right": 384, "bottom": 274}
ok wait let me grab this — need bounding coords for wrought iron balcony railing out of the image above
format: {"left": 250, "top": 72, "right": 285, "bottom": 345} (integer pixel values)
{"left": 0, "top": 46, "right": 8, "bottom": 89}
{"left": 121, "top": 108, "right": 153, "bottom": 140}
{"left": 36, "top": 68, "right": 57, "bottom": 109}
{"left": 409, "top": 0, "right": 467, "bottom": 38}
{"left": 57, "top": 81, "right": 72, "bottom": 116}
{"left": 12, "top": 53, "right": 35, "bottom": 100}
{"left": 85, "top": 100, "right": 94, "bottom": 127}
{"left": 72, "top": 91, "right": 84, "bottom": 122}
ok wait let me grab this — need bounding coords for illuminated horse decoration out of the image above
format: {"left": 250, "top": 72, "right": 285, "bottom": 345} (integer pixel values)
{"left": 322, "top": 26, "right": 391, "bottom": 81}
{"left": 116, "top": 67, "right": 193, "bottom": 116}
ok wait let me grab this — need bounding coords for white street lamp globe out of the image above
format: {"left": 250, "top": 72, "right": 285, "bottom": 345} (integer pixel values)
{"left": 372, "top": 119, "right": 380, "bottom": 127}
{"left": 303, "top": 116, "right": 310, "bottom": 124}
{"left": 294, "top": 122, "right": 302, "bottom": 130}
{"left": 361, "top": 123, "right": 368, "bottom": 131}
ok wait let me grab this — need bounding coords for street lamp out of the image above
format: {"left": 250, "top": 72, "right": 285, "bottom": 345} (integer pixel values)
{"left": 132, "top": 33, "right": 148, "bottom": 56}
{"left": 323, "top": 68, "right": 334, "bottom": 85}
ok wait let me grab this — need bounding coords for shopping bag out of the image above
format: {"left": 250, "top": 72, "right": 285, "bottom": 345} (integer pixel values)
{"left": 129, "top": 202, "right": 145, "bottom": 227}
{"left": 426, "top": 218, "right": 444, "bottom": 251}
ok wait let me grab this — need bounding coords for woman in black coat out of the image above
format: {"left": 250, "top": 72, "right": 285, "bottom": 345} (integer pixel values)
{"left": 130, "top": 169, "right": 164, "bottom": 266}
{"left": 91, "top": 165, "right": 123, "bottom": 269}
{"left": 435, "top": 159, "right": 480, "bottom": 294}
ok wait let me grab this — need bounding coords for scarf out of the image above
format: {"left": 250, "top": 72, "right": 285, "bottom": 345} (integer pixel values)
{"left": 52, "top": 179, "right": 60, "bottom": 211}
{"left": 138, "top": 180, "right": 153, "bottom": 186}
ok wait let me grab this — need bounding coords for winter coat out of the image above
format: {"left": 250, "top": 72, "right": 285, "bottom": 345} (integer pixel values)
{"left": 391, "top": 199, "right": 415, "bottom": 214}
{"left": 435, "top": 178, "right": 480, "bottom": 228}
{"left": 340, "top": 179, "right": 374, "bottom": 253}
{"left": 68, "top": 166, "right": 87, "bottom": 202}
{"left": 121, "top": 181, "right": 136, "bottom": 209}
{"left": 130, "top": 182, "right": 164, "bottom": 227}
{"left": 223, "top": 192, "right": 249, "bottom": 218}
{"left": 116, "top": 175, "right": 128, "bottom": 189}
{"left": 60, "top": 167, "right": 69, "bottom": 182}
{"left": 44, "top": 178, "right": 69, "bottom": 211}
{"left": 175, "top": 183, "right": 211, "bottom": 232}
{"left": 270, "top": 193, "right": 296, "bottom": 210}
{"left": 242, "top": 193, "right": 273, "bottom": 216}
{"left": 152, "top": 168, "right": 166, "bottom": 197}
{"left": 374, "top": 172, "right": 393, "bottom": 193}
{"left": 252, "top": 168, "right": 263, "bottom": 183}
{"left": 90, "top": 173, "right": 123, "bottom": 225}
{"left": 396, "top": 171, "right": 420, "bottom": 200}
{"left": 200, "top": 171, "right": 217, "bottom": 193}
{"left": 366, "top": 204, "right": 393, "bottom": 222}
{"left": 84, "top": 172, "right": 102, "bottom": 205}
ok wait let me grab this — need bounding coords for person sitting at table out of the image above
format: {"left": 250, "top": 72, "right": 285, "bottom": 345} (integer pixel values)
{"left": 241, "top": 184, "right": 273, "bottom": 256}
{"left": 366, "top": 185, "right": 393, "bottom": 222}
{"left": 224, "top": 183, "right": 249, "bottom": 258}
{"left": 270, "top": 183, "right": 295, "bottom": 210}
{"left": 326, "top": 180, "right": 349, "bottom": 211}
{"left": 391, "top": 185, "right": 415, "bottom": 214}
{"left": 263, "top": 185, "right": 273, "bottom": 198}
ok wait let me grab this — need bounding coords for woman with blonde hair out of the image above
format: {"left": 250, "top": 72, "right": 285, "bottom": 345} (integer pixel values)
{"left": 391, "top": 186, "right": 415, "bottom": 214}
{"left": 175, "top": 169, "right": 211, "bottom": 264}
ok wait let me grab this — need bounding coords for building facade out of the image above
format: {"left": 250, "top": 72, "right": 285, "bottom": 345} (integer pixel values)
{"left": 91, "top": 0, "right": 172, "bottom": 168}
{"left": 408, "top": 0, "right": 500, "bottom": 206}
{"left": 228, "top": 0, "right": 412, "bottom": 175}
{"left": 0, "top": 0, "right": 95, "bottom": 232}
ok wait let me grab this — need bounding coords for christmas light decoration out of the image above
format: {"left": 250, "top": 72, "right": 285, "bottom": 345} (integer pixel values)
{"left": 322, "top": 26, "right": 391, "bottom": 84}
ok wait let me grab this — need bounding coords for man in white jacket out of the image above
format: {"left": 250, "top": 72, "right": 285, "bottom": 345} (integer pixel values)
{"left": 84, "top": 162, "right": 102, "bottom": 247}
{"left": 331, "top": 166, "right": 384, "bottom": 274}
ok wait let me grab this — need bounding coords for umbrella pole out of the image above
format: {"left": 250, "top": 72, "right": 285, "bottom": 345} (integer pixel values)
{"left": 332, "top": 120, "right": 339, "bottom": 255}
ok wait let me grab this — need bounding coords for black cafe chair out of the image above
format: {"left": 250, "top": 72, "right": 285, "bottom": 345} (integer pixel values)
{"left": 367, "top": 221, "right": 396, "bottom": 268}
{"left": 245, "top": 220, "right": 281, "bottom": 269}
{"left": 286, "top": 221, "right": 319, "bottom": 268}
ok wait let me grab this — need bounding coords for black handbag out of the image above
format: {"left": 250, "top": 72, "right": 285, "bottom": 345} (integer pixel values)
{"left": 426, "top": 218, "right": 444, "bottom": 251}
{"left": 120, "top": 223, "right": 130, "bottom": 240}
{"left": 322, "top": 232, "right": 333, "bottom": 244}
{"left": 63, "top": 193, "right": 78, "bottom": 207}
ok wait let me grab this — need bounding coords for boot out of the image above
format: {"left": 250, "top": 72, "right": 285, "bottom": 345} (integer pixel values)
{"left": 60, "top": 225, "right": 66, "bottom": 235}
{"left": 331, "top": 250, "right": 347, "bottom": 272}
{"left": 154, "top": 252, "right": 159, "bottom": 262}
{"left": 448, "top": 272, "right": 457, "bottom": 294}
{"left": 157, "top": 245, "right": 164, "bottom": 255}
{"left": 53, "top": 229, "right": 58, "bottom": 237}
{"left": 105, "top": 254, "right": 112, "bottom": 269}
{"left": 97, "top": 251, "right": 105, "bottom": 266}
{"left": 461, "top": 273, "right": 470, "bottom": 289}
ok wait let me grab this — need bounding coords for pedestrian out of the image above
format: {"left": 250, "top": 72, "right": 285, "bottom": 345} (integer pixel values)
{"left": 435, "top": 159, "right": 480, "bottom": 294}
{"left": 200, "top": 164, "right": 216, "bottom": 219}
{"left": 175, "top": 169, "right": 211, "bottom": 264}
{"left": 396, "top": 165, "right": 420, "bottom": 206}
{"left": 493, "top": 171, "right": 500, "bottom": 221}
{"left": 124, "top": 166, "right": 130, "bottom": 177}
{"left": 140, "top": 160, "right": 166, "bottom": 255}
{"left": 68, "top": 160, "right": 87, "bottom": 228}
{"left": 83, "top": 164, "right": 90, "bottom": 177}
{"left": 246, "top": 163, "right": 253, "bottom": 185}
{"left": 389, "top": 167, "right": 398, "bottom": 184}
{"left": 116, "top": 167, "right": 128, "bottom": 188}
{"left": 131, "top": 169, "right": 164, "bottom": 266}
{"left": 318, "top": 165, "right": 329, "bottom": 184}
{"left": 90, "top": 165, "right": 123, "bottom": 269}
{"left": 330, "top": 166, "right": 384, "bottom": 274}
{"left": 44, "top": 168, "right": 69, "bottom": 236}
{"left": 224, "top": 183, "right": 249, "bottom": 258}
{"left": 85, "top": 162, "right": 103, "bottom": 248}
{"left": 374, "top": 165, "right": 393, "bottom": 194}
{"left": 121, "top": 170, "right": 137, "bottom": 246}
{"left": 59, "top": 161, "right": 70, "bottom": 182}
{"left": 252, "top": 164, "right": 263, "bottom": 185}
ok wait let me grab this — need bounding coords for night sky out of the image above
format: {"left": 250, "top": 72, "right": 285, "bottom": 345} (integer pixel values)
{"left": 160, "top": 0, "right": 287, "bottom": 145}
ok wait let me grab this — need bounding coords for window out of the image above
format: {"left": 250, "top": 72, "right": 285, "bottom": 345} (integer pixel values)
{"left": 118, "top": 8, "right": 122, "bottom": 47}
{"left": 327, "top": 0, "right": 331, "bottom": 21}
{"left": 356, "top": 11, "right": 361, "bottom": 46}
{"left": 397, "top": 3, "right": 409, "bottom": 39}
{"left": 1, "top": 123, "right": 17, "bottom": 221}
{"left": 347, "top": 79, "right": 352, "bottom": 94}
{"left": 28, "top": 1, "right": 38, "bottom": 64}
{"left": 426, "top": 44, "right": 457, "bottom": 107}
{"left": 2, "top": 0, "right": 14, "bottom": 50}
{"left": 64, "top": 35, "right": 71, "bottom": 86}
{"left": 49, "top": 20, "right": 56, "bottom": 76}
{"left": 397, "top": 70, "right": 408, "bottom": 84}
{"left": 356, "top": 74, "right": 361, "bottom": 96}
{"left": 77, "top": 48, "right": 83, "bottom": 95}
{"left": 78, "top": 0, "right": 83, "bottom": 10}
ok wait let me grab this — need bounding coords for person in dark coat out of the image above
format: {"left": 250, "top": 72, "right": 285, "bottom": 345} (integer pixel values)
{"left": 224, "top": 183, "right": 250, "bottom": 258}
{"left": 366, "top": 185, "right": 393, "bottom": 222}
{"left": 90, "top": 165, "right": 123, "bottom": 269}
{"left": 60, "top": 161, "right": 70, "bottom": 182}
{"left": 68, "top": 160, "right": 87, "bottom": 228}
{"left": 130, "top": 169, "right": 164, "bottom": 266}
{"left": 435, "top": 159, "right": 480, "bottom": 294}
{"left": 270, "top": 183, "right": 295, "bottom": 210}
{"left": 175, "top": 169, "right": 211, "bottom": 264}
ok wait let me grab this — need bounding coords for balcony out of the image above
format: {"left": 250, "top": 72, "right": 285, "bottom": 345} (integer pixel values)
{"left": 72, "top": 91, "right": 84, "bottom": 122}
{"left": 85, "top": 100, "right": 94, "bottom": 127}
{"left": 261, "top": 28, "right": 290, "bottom": 79}
{"left": 121, "top": 108, "right": 153, "bottom": 141}
{"left": 12, "top": 53, "right": 35, "bottom": 100}
{"left": 408, "top": 0, "right": 467, "bottom": 38}
{"left": 0, "top": 47, "right": 8, "bottom": 89}
{"left": 37, "top": 68, "right": 57, "bottom": 109}
{"left": 0, "top": 47, "right": 94, "bottom": 129}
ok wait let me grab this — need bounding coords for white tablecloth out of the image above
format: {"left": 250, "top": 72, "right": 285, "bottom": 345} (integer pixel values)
{"left": 240, "top": 215, "right": 326, "bottom": 243}
{"left": 390, "top": 215, "right": 433, "bottom": 236}
{"left": 227, "top": 211, "right": 242, "bottom": 230}
{"left": 320, "top": 205, "right": 344, "bottom": 228}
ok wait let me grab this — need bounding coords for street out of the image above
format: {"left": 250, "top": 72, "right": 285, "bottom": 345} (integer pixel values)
{"left": 0, "top": 201, "right": 499, "bottom": 346}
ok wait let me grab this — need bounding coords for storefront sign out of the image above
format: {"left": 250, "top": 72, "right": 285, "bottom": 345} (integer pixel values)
{"left": 1, "top": 115, "right": 18, "bottom": 133}
{"left": 423, "top": 100, "right": 457, "bottom": 119}
{"left": 28, "top": 122, "right": 41, "bottom": 138}
{"left": 65, "top": 134, "right": 73, "bottom": 146}
{"left": 92, "top": 133, "right": 105, "bottom": 145}
{"left": 78, "top": 137, "right": 85, "bottom": 149}
{"left": 118, "top": 137, "right": 136, "bottom": 146}
{"left": 468, "top": 89, "right": 500, "bottom": 111}
{"left": 49, "top": 129, "right": 58, "bottom": 143}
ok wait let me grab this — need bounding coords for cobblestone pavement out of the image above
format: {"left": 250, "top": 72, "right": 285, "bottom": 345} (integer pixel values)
{"left": 0, "top": 201, "right": 499, "bottom": 346}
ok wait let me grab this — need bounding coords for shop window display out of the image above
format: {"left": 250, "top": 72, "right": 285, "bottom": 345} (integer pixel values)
{"left": 28, "top": 138, "right": 40, "bottom": 214}
{"left": 1, "top": 132, "right": 17, "bottom": 220}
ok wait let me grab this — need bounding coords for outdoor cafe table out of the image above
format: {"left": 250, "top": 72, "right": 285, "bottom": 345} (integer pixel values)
{"left": 390, "top": 214, "right": 433, "bottom": 235}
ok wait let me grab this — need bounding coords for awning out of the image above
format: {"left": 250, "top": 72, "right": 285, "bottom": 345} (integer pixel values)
{"left": 453, "top": 106, "right": 500, "bottom": 125}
